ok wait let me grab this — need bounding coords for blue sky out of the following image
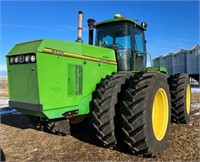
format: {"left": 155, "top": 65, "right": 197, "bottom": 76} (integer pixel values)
{"left": 0, "top": 0, "right": 199, "bottom": 76}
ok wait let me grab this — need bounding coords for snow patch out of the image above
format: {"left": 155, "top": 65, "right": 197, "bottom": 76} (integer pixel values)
{"left": 0, "top": 98, "right": 9, "bottom": 108}
{"left": 0, "top": 107, "right": 20, "bottom": 115}
{"left": 0, "top": 98, "right": 20, "bottom": 115}
{"left": 194, "top": 112, "right": 200, "bottom": 115}
{"left": 191, "top": 86, "right": 200, "bottom": 93}
{"left": 191, "top": 103, "right": 200, "bottom": 110}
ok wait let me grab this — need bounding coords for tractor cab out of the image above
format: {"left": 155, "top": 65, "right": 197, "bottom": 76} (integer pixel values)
{"left": 95, "top": 14, "right": 147, "bottom": 71}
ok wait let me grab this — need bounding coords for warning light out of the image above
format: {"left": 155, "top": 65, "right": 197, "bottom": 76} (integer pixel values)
{"left": 114, "top": 14, "right": 121, "bottom": 19}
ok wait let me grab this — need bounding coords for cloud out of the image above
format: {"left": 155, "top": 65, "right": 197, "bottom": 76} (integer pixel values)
{"left": 1, "top": 23, "right": 77, "bottom": 32}
{"left": 56, "top": 25, "right": 77, "bottom": 31}
{"left": 147, "top": 37, "right": 197, "bottom": 58}
{"left": 1, "top": 23, "right": 51, "bottom": 30}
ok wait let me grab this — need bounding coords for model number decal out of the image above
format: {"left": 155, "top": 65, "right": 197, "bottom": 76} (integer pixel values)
{"left": 52, "top": 49, "right": 64, "bottom": 55}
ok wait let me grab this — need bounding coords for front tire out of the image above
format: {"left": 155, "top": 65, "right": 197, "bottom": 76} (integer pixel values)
{"left": 121, "top": 72, "right": 171, "bottom": 156}
{"left": 92, "top": 72, "right": 132, "bottom": 149}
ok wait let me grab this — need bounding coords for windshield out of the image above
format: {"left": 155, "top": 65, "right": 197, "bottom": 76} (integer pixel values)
{"left": 95, "top": 22, "right": 132, "bottom": 50}
{"left": 95, "top": 22, "right": 133, "bottom": 71}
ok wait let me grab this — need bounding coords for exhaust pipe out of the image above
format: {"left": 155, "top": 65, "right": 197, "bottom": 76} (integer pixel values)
{"left": 76, "top": 11, "right": 83, "bottom": 43}
{"left": 87, "top": 18, "right": 96, "bottom": 45}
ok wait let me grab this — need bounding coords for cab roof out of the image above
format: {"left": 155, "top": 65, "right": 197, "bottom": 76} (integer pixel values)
{"left": 95, "top": 14, "right": 147, "bottom": 30}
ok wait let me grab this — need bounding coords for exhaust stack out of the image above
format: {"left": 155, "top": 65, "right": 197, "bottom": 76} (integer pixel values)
{"left": 87, "top": 18, "right": 96, "bottom": 45}
{"left": 76, "top": 11, "right": 83, "bottom": 43}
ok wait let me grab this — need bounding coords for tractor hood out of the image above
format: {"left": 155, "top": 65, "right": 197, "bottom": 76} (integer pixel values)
{"left": 7, "top": 39, "right": 117, "bottom": 63}
{"left": 6, "top": 39, "right": 117, "bottom": 119}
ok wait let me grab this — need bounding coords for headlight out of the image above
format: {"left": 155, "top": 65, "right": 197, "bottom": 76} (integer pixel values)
{"left": 9, "top": 57, "right": 15, "bottom": 64}
{"left": 30, "top": 55, "right": 36, "bottom": 63}
{"left": 8, "top": 54, "right": 36, "bottom": 65}
{"left": 19, "top": 55, "right": 24, "bottom": 63}
{"left": 25, "top": 55, "right": 30, "bottom": 63}
{"left": 14, "top": 56, "right": 19, "bottom": 64}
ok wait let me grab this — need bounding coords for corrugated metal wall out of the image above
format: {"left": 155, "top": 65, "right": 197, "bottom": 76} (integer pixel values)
{"left": 153, "top": 45, "right": 200, "bottom": 81}
{"left": 186, "top": 46, "right": 200, "bottom": 74}
{"left": 153, "top": 57, "right": 162, "bottom": 67}
{"left": 163, "top": 54, "right": 173, "bottom": 75}
{"left": 172, "top": 50, "right": 187, "bottom": 75}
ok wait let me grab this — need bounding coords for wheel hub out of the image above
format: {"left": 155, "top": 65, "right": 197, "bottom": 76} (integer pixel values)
{"left": 186, "top": 84, "right": 191, "bottom": 114}
{"left": 152, "top": 88, "right": 169, "bottom": 141}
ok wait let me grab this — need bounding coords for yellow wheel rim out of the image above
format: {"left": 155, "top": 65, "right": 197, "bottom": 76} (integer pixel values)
{"left": 186, "top": 84, "right": 191, "bottom": 114}
{"left": 152, "top": 88, "right": 169, "bottom": 141}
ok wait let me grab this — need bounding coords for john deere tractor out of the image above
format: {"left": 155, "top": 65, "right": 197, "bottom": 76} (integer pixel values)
{"left": 6, "top": 12, "right": 191, "bottom": 156}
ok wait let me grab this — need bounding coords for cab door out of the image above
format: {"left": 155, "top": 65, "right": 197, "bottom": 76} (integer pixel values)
{"left": 133, "top": 27, "right": 146, "bottom": 71}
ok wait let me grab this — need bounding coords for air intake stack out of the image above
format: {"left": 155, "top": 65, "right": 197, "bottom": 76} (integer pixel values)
{"left": 76, "top": 11, "right": 83, "bottom": 43}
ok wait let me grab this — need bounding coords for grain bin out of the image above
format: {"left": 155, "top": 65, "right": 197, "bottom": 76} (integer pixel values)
{"left": 186, "top": 45, "right": 200, "bottom": 82}
{"left": 162, "top": 53, "right": 173, "bottom": 75}
{"left": 172, "top": 49, "right": 187, "bottom": 75}
{"left": 153, "top": 56, "right": 162, "bottom": 67}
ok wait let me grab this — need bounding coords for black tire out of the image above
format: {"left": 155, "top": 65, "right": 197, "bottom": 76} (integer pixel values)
{"left": 28, "top": 115, "right": 71, "bottom": 136}
{"left": 69, "top": 115, "right": 90, "bottom": 133}
{"left": 121, "top": 72, "right": 171, "bottom": 156}
{"left": 169, "top": 73, "right": 191, "bottom": 123}
{"left": 28, "top": 115, "right": 44, "bottom": 130}
{"left": 44, "top": 119, "right": 71, "bottom": 136}
{"left": 92, "top": 72, "right": 132, "bottom": 149}
{"left": 1, "top": 148, "right": 6, "bottom": 162}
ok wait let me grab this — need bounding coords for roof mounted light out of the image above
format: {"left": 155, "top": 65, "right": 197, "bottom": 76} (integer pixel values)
{"left": 114, "top": 14, "right": 121, "bottom": 19}
{"left": 141, "top": 22, "right": 148, "bottom": 28}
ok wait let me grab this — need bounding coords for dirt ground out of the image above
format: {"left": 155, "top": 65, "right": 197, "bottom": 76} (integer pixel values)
{"left": 0, "top": 93, "right": 200, "bottom": 161}
{"left": 0, "top": 78, "right": 8, "bottom": 97}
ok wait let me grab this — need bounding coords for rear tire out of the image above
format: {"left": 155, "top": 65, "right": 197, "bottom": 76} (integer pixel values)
{"left": 169, "top": 74, "right": 191, "bottom": 123}
{"left": 44, "top": 119, "right": 71, "bottom": 136}
{"left": 121, "top": 72, "right": 171, "bottom": 156}
{"left": 1, "top": 148, "right": 5, "bottom": 162}
{"left": 92, "top": 72, "right": 132, "bottom": 149}
{"left": 69, "top": 115, "right": 90, "bottom": 133}
{"left": 28, "top": 115, "right": 44, "bottom": 130}
{"left": 28, "top": 116, "right": 71, "bottom": 136}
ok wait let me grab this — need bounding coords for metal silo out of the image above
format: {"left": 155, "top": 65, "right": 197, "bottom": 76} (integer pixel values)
{"left": 186, "top": 45, "right": 200, "bottom": 82}
{"left": 172, "top": 49, "right": 187, "bottom": 74}
{"left": 153, "top": 45, "right": 199, "bottom": 83}
{"left": 162, "top": 53, "right": 173, "bottom": 75}
{"left": 153, "top": 56, "right": 162, "bottom": 67}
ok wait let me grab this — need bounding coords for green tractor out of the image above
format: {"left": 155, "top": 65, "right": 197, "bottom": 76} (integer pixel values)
{"left": 6, "top": 11, "right": 191, "bottom": 156}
